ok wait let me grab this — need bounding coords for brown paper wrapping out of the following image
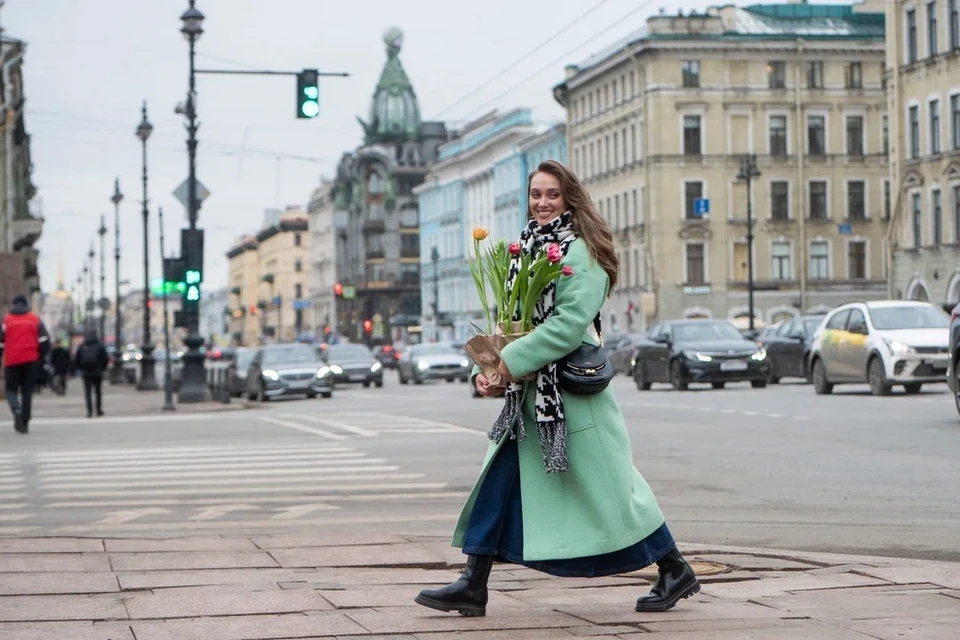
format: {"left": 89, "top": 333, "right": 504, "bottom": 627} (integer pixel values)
{"left": 464, "top": 322, "right": 534, "bottom": 388}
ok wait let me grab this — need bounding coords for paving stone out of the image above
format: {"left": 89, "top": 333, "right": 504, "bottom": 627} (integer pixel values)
{"left": 506, "top": 585, "right": 640, "bottom": 607}
{"left": 638, "top": 618, "right": 827, "bottom": 633}
{"left": 117, "top": 568, "right": 296, "bottom": 590}
{"left": 0, "top": 553, "right": 111, "bottom": 573}
{"left": 289, "top": 567, "right": 466, "bottom": 587}
{"left": 0, "top": 594, "right": 128, "bottom": 622}
{"left": 108, "top": 551, "right": 279, "bottom": 572}
{"left": 0, "top": 539, "right": 104, "bottom": 553}
{"left": 0, "top": 621, "right": 135, "bottom": 640}
{"left": 754, "top": 589, "right": 959, "bottom": 620}
{"left": 411, "top": 630, "right": 576, "bottom": 640}
{"left": 345, "top": 606, "right": 590, "bottom": 634}
{"left": 125, "top": 585, "right": 332, "bottom": 619}
{"left": 622, "top": 626, "right": 873, "bottom": 639}
{"left": 845, "top": 618, "right": 960, "bottom": 640}
{"left": 317, "top": 585, "right": 520, "bottom": 609}
{"left": 271, "top": 544, "right": 445, "bottom": 568}
{"left": 130, "top": 612, "right": 366, "bottom": 640}
{"left": 700, "top": 572, "right": 889, "bottom": 599}
{"left": 104, "top": 537, "right": 259, "bottom": 553}
{"left": 688, "top": 554, "right": 822, "bottom": 571}
{"left": 854, "top": 563, "right": 960, "bottom": 590}
{"left": 556, "top": 600, "right": 784, "bottom": 626}
{"left": 0, "top": 572, "right": 119, "bottom": 596}
{"left": 251, "top": 533, "right": 408, "bottom": 549}
{"left": 566, "top": 625, "right": 641, "bottom": 635}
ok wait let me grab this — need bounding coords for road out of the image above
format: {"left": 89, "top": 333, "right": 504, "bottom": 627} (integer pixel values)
{"left": 1, "top": 372, "right": 958, "bottom": 561}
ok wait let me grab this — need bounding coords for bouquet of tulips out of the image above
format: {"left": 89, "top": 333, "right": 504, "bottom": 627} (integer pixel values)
{"left": 465, "top": 227, "right": 573, "bottom": 387}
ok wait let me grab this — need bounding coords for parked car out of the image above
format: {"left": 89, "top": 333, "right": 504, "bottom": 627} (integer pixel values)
{"left": 631, "top": 319, "right": 770, "bottom": 391}
{"left": 809, "top": 300, "right": 949, "bottom": 396}
{"left": 948, "top": 303, "right": 960, "bottom": 416}
{"left": 372, "top": 344, "right": 401, "bottom": 369}
{"left": 397, "top": 343, "right": 471, "bottom": 384}
{"left": 761, "top": 314, "right": 827, "bottom": 383}
{"left": 608, "top": 332, "right": 648, "bottom": 374}
{"left": 323, "top": 343, "right": 383, "bottom": 387}
{"left": 230, "top": 347, "right": 255, "bottom": 397}
{"left": 245, "top": 342, "right": 334, "bottom": 401}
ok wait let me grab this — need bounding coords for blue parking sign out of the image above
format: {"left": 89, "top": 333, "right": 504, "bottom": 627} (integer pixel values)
{"left": 694, "top": 198, "right": 710, "bottom": 217}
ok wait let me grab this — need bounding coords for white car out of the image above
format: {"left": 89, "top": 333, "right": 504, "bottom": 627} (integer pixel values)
{"left": 809, "top": 300, "right": 950, "bottom": 396}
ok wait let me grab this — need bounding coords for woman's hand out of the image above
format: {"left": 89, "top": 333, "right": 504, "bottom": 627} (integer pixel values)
{"left": 475, "top": 373, "right": 505, "bottom": 398}
{"left": 497, "top": 359, "right": 515, "bottom": 384}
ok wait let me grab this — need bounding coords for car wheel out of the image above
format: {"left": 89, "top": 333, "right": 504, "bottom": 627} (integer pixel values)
{"left": 307, "top": 392, "right": 317, "bottom": 399}
{"left": 769, "top": 375, "right": 780, "bottom": 384}
{"left": 633, "top": 362, "right": 651, "bottom": 391}
{"left": 375, "top": 380, "right": 383, "bottom": 388}
{"left": 868, "top": 357, "right": 892, "bottom": 396}
{"left": 812, "top": 359, "right": 833, "bottom": 395}
{"left": 669, "top": 360, "right": 688, "bottom": 391}
{"left": 399, "top": 371, "right": 408, "bottom": 385}
{"left": 414, "top": 374, "right": 424, "bottom": 385}
{"left": 363, "top": 381, "right": 371, "bottom": 388}
{"left": 258, "top": 384, "right": 269, "bottom": 402}
{"left": 321, "top": 391, "right": 332, "bottom": 399}
{"left": 712, "top": 382, "right": 725, "bottom": 390}
{"left": 955, "top": 366, "right": 960, "bottom": 417}
{"left": 751, "top": 379, "right": 767, "bottom": 388}
{"left": 460, "top": 377, "right": 469, "bottom": 383}
{"left": 903, "top": 382, "right": 922, "bottom": 395}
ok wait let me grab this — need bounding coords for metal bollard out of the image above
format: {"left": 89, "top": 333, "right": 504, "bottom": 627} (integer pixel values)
{"left": 221, "top": 368, "right": 231, "bottom": 404}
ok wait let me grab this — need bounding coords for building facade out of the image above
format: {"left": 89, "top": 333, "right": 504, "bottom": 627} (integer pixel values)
{"left": 329, "top": 27, "right": 448, "bottom": 345}
{"left": 255, "top": 211, "right": 310, "bottom": 343}
{"left": 307, "top": 179, "right": 337, "bottom": 334}
{"left": 199, "top": 286, "right": 229, "bottom": 346}
{"left": 887, "top": 0, "right": 960, "bottom": 306}
{"left": 554, "top": 1, "right": 890, "bottom": 329}
{"left": 226, "top": 235, "right": 260, "bottom": 346}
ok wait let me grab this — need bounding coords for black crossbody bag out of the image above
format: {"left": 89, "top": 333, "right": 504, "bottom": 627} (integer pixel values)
{"left": 556, "top": 315, "right": 614, "bottom": 395}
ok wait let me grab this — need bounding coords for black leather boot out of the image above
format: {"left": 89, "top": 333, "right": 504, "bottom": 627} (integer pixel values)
{"left": 415, "top": 554, "right": 494, "bottom": 617}
{"left": 635, "top": 547, "right": 700, "bottom": 612}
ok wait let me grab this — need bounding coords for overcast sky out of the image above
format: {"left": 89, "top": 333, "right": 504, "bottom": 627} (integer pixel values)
{"left": 9, "top": 0, "right": 720, "bottom": 298}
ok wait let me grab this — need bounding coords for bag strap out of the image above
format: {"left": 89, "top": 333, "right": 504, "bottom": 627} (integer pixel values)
{"left": 593, "top": 314, "right": 603, "bottom": 347}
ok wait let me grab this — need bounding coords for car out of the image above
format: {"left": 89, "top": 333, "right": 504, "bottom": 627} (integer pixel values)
{"left": 397, "top": 343, "right": 471, "bottom": 385}
{"left": 230, "top": 347, "right": 255, "bottom": 397}
{"left": 372, "top": 343, "right": 401, "bottom": 369}
{"left": 631, "top": 319, "right": 770, "bottom": 391}
{"left": 323, "top": 343, "right": 384, "bottom": 387}
{"left": 245, "top": 342, "right": 334, "bottom": 401}
{"left": 607, "top": 332, "right": 648, "bottom": 375}
{"left": 761, "top": 314, "right": 827, "bottom": 383}
{"left": 948, "top": 303, "right": 960, "bottom": 416}
{"left": 809, "top": 300, "right": 950, "bottom": 396}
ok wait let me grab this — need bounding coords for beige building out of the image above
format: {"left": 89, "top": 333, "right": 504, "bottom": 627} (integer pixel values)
{"left": 307, "top": 179, "right": 338, "bottom": 334}
{"left": 255, "top": 211, "right": 311, "bottom": 343}
{"left": 554, "top": 1, "right": 890, "bottom": 329}
{"left": 120, "top": 288, "right": 182, "bottom": 350}
{"left": 887, "top": 0, "right": 960, "bottom": 306}
{"left": 226, "top": 235, "right": 260, "bottom": 346}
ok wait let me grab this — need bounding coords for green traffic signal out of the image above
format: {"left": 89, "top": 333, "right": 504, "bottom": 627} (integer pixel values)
{"left": 297, "top": 69, "right": 320, "bottom": 119}
{"left": 186, "top": 285, "right": 200, "bottom": 302}
{"left": 186, "top": 269, "right": 201, "bottom": 285}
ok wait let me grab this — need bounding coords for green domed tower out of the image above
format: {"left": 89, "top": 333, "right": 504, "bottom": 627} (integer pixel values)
{"left": 358, "top": 27, "right": 422, "bottom": 145}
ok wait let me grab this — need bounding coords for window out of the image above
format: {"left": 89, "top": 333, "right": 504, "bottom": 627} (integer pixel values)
{"left": 294, "top": 283, "right": 302, "bottom": 299}
{"left": 771, "top": 181, "right": 789, "bottom": 220}
{"left": 294, "top": 258, "right": 303, "bottom": 273}
{"left": 613, "top": 131, "right": 620, "bottom": 168}
{"left": 809, "top": 241, "right": 829, "bottom": 279}
{"left": 882, "top": 114, "right": 889, "bottom": 154}
{"left": 809, "top": 181, "right": 828, "bottom": 220}
{"left": 826, "top": 309, "right": 851, "bottom": 331}
{"left": 808, "top": 115, "right": 826, "bottom": 155}
{"left": 884, "top": 180, "right": 892, "bottom": 220}
{"left": 400, "top": 233, "right": 418, "bottom": 256}
{"left": 767, "top": 61, "right": 786, "bottom": 88}
{"left": 685, "top": 243, "right": 705, "bottom": 283}
{"left": 683, "top": 115, "right": 702, "bottom": 155}
{"left": 682, "top": 60, "right": 700, "bottom": 87}
{"left": 632, "top": 188, "right": 639, "bottom": 226}
{"left": 769, "top": 115, "right": 788, "bottom": 156}
{"left": 930, "top": 99, "right": 941, "bottom": 154}
{"left": 847, "top": 181, "right": 866, "bottom": 220}
{"left": 933, "top": 189, "right": 943, "bottom": 244}
{"left": 954, "top": 185, "right": 960, "bottom": 241}
{"left": 907, "top": 9, "right": 918, "bottom": 63}
{"left": 909, "top": 105, "right": 920, "bottom": 159}
{"left": 771, "top": 241, "right": 791, "bottom": 280}
{"left": 847, "top": 309, "right": 867, "bottom": 334}
{"left": 846, "top": 115, "right": 864, "bottom": 155}
{"left": 848, "top": 241, "right": 867, "bottom": 279}
{"left": 806, "top": 61, "right": 824, "bottom": 89}
{"left": 912, "top": 192, "right": 923, "bottom": 246}
{"left": 845, "top": 62, "right": 863, "bottom": 89}
{"left": 928, "top": 1, "right": 939, "bottom": 56}
{"left": 294, "top": 233, "right": 302, "bottom": 247}
{"left": 951, "top": 0, "right": 960, "bottom": 49}
{"left": 951, "top": 94, "right": 960, "bottom": 150}
{"left": 684, "top": 181, "right": 704, "bottom": 220}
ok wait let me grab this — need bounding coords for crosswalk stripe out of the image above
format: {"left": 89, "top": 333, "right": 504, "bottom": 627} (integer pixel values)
{"left": 290, "top": 414, "right": 376, "bottom": 437}
{"left": 38, "top": 453, "right": 368, "bottom": 474}
{"left": 43, "top": 490, "right": 465, "bottom": 508}
{"left": 40, "top": 459, "right": 391, "bottom": 482}
{"left": 260, "top": 416, "right": 345, "bottom": 440}
{"left": 35, "top": 445, "right": 351, "bottom": 461}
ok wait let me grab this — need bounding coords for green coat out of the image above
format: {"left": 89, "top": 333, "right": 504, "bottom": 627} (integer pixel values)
{"left": 453, "top": 239, "right": 666, "bottom": 562}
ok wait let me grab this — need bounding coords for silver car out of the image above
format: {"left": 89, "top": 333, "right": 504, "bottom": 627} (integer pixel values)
{"left": 246, "top": 343, "right": 334, "bottom": 401}
{"left": 397, "top": 343, "right": 471, "bottom": 385}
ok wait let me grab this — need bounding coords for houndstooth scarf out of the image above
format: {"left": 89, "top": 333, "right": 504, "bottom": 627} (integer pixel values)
{"left": 488, "top": 211, "right": 576, "bottom": 473}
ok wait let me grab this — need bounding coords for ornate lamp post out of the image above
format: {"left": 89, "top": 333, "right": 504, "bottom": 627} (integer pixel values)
{"left": 110, "top": 179, "right": 125, "bottom": 383}
{"left": 97, "top": 215, "right": 107, "bottom": 340}
{"left": 136, "top": 102, "right": 159, "bottom": 391}
{"left": 736, "top": 155, "right": 762, "bottom": 334}
{"left": 158, "top": 207, "right": 175, "bottom": 412}
{"left": 87, "top": 244, "right": 95, "bottom": 328}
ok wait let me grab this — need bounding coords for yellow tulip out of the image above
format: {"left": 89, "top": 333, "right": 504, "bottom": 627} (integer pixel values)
{"left": 472, "top": 227, "right": 489, "bottom": 241}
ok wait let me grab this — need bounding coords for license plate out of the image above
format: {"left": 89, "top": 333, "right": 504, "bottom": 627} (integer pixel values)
{"left": 289, "top": 380, "right": 309, "bottom": 388}
{"left": 720, "top": 360, "right": 748, "bottom": 372}
{"left": 349, "top": 374, "right": 366, "bottom": 381}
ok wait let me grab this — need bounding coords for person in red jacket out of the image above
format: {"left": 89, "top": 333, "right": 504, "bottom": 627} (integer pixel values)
{"left": 0, "top": 294, "right": 51, "bottom": 433}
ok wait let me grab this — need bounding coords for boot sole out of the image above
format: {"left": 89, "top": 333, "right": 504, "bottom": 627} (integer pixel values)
{"left": 635, "top": 578, "right": 700, "bottom": 612}
{"left": 414, "top": 594, "right": 486, "bottom": 617}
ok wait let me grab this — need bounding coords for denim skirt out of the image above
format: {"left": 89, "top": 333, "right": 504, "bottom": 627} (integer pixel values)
{"left": 461, "top": 436, "right": 676, "bottom": 577}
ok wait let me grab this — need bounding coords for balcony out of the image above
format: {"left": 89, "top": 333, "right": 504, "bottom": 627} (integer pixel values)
{"left": 12, "top": 215, "right": 43, "bottom": 251}
{"left": 362, "top": 219, "right": 386, "bottom": 234}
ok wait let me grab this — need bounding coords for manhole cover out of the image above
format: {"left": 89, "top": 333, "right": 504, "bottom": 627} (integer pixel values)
{"left": 625, "top": 560, "right": 729, "bottom": 580}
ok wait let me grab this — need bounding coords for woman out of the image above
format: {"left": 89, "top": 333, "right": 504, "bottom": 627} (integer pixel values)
{"left": 415, "top": 160, "right": 699, "bottom": 617}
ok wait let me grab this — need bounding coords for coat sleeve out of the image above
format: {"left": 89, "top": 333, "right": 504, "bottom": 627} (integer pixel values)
{"left": 499, "top": 241, "right": 608, "bottom": 379}
{"left": 37, "top": 320, "right": 51, "bottom": 360}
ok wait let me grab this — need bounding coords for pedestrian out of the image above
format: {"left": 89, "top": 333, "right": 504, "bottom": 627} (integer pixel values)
{"left": 416, "top": 160, "right": 699, "bottom": 617}
{"left": 50, "top": 341, "right": 71, "bottom": 396}
{"left": 73, "top": 329, "right": 109, "bottom": 418}
{"left": 0, "top": 294, "right": 52, "bottom": 433}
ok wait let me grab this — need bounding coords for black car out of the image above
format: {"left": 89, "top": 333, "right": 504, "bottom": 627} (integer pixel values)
{"left": 324, "top": 343, "right": 384, "bottom": 388}
{"left": 607, "top": 332, "right": 648, "bottom": 374}
{"left": 372, "top": 344, "right": 401, "bottom": 369}
{"left": 948, "top": 303, "right": 960, "bottom": 417}
{"left": 760, "top": 314, "right": 826, "bottom": 384}
{"left": 631, "top": 319, "right": 770, "bottom": 391}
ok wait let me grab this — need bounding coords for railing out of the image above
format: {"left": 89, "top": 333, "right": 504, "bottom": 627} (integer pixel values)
{"left": 206, "top": 361, "right": 234, "bottom": 404}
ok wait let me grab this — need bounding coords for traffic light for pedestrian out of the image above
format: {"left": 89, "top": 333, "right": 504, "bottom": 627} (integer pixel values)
{"left": 296, "top": 69, "right": 320, "bottom": 119}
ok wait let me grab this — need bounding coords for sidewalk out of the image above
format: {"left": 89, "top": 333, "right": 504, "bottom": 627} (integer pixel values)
{"left": 0, "top": 533, "right": 956, "bottom": 639}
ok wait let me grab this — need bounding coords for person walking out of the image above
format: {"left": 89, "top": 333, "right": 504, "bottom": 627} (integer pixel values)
{"left": 50, "top": 341, "right": 71, "bottom": 396}
{"left": 0, "top": 294, "right": 51, "bottom": 434}
{"left": 73, "top": 330, "right": 109, "bottom": 418}
{"left": 416, "top": 160, "right": 699, "bottom": 617}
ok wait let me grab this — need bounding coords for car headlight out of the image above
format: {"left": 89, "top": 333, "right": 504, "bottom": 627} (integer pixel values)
{"left": 370, "top": 362, "right": 382, "bottom": 372}
{"left": 751, "top": 347, "right": 767, "bottom": 361}
{"left": 459, "top": 359, "right": 470, "bottom": 367}
{"left": 316, "top": 366, "right": 331, "bottom": 378}
{"left": 685, "top": 351, "right": 712, "bottom": 362}
{"left": 262, "top": 369, "right": 280, "bottom": 381}
{"left": 329, "top": 365, "right": 343, "bottom": 375}
{"left": 135, "top": 353, "right": 143, "bottom": 361}
{"left": 417, "top": 360, "right": 430, "bottom": 370}
{"left": 884, "top": 339, "right": 915, "bottom": 355}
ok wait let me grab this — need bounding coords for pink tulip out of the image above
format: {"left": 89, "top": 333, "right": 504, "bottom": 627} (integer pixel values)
{"left": 546, "top": 244, "right": 562, "bottom": 264}
{"left": 509, "top": 242, "right": 521, "bottom": 256}
{"left": 562, "top": 265, "right": 574, "bottom": 276}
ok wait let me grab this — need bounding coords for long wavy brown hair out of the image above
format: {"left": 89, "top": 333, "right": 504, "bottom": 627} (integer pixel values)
{"left": 528, "top": 160, "right": 619, "bottom": 293}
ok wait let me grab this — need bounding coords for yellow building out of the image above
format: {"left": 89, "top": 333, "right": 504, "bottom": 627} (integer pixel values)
{"left": 555, "top": 1, "right": 890, "bottom": 329}
{"left": 887, "top": 0, "right": 960, "bottom": 305}
{"left": 225, "top": 235, "right": 260, "bottom": 346}
{"left": 255, "top": 212, "right": 311, "bottom": 343}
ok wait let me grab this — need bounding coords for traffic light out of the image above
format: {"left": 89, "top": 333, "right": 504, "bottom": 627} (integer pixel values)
{"left": 249, "top": 305, "right": 257, "bottom": 316}
{"left": 363, "top": 319, "right": 373, "bottom": 333}
{"left": 185, "top": 269, "right": 201, "bottom": 302}
{"left": 333, "top": 282, "right": 343, "bottom": 296}
{"left": 296, "top": 69, "right": 320, "bottom": 119}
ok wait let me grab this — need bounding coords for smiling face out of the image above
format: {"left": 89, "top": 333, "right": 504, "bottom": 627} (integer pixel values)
{"left": 528, "top": 171, "right": 567, "bottom": 226}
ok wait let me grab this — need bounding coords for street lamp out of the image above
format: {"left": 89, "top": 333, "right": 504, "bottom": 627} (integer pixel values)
{"left": 158, "top": 207, "right": 175, "bottom": 412}
{"left": 736, "top": 155, "right": 762, "bottom": 334}
{"left": 97, "top": 215, "right": 107, "bottom": 340}
{"left": 431, "top": 245, "right": 440, "bottom": 341}
{"left": 178, "top": 0, "right": 208, "bottom": 402}
{"left": 136, "top": 101, "right": 159, "bottom": 391}
{"left": 87, "top": 244, "right": 95, "bottom": 328}
{"left": 110, "top": 178, "right": 125, "bottom": 384}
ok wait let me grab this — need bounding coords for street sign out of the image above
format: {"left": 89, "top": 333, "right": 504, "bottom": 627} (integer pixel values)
{"left": 272, "top": 296, "right": 282, "bottom": 306}
{"left": 694, "top": 198, "right": 710, "bottom": 217}
{"left": 342, "top": 285, "right": 356, "bottom": 300}
{"left": 172, "top": 178, "right": 211, "bottom": 208}
{"left": 838, "top": 223, "right": 853, "bottom": 236}
{"left": 292, "top": 299, "right": 312, "bottom": 310}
